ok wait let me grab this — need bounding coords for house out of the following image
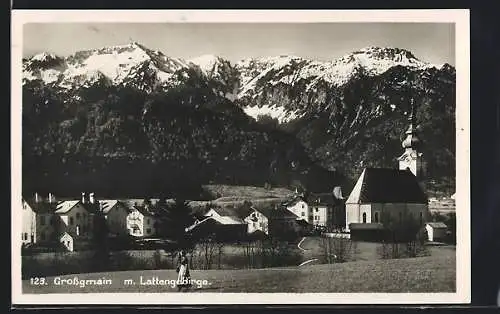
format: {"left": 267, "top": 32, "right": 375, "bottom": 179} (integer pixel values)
{"left": 99, "top": 200, "right": 130, "bottom": 237}
{"left": 306, "top": 187, "right": 346, "bottom": 229}
{"left": 203, "top": 205, "right": 253, "bottom": 224}
{"left": 243, "top": 204, "right": 313, "bottom": 238}
{"left": 185, "top": 205, "right": 252, "bottom": 241}
{"left": 283, "top": 186, "right": 345, "bottom": 229}
{"left": 268, "top": 206, "right": 307, "bottom": 238}
{"left": 244, "top": 206, "right": 272, "bottom": 235}
{"left": 425, "top": 222, "right": 448, "bottom": 242}
{"left": 126, "top": 206, "right": 157, "bottom": 237}
{"left": 54, "top": 199, "right": 94, "bottom": 240}
{"left": 345, "top": 107, "right": 429, "bottom": 235}
{"left": 283, "top": 196, "right": 311, "bottom": 223}
{"left": 59, "top": 232, "right": 74, "bottom": 252}
{"left": 21, "top": 192, "right": 95, "bottom": 251}
{"left": 21, "top": 193, "right": 59, "bottom": 245}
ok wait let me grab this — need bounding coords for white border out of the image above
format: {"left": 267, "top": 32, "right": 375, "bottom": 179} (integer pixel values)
{"left": 11, "top": 9, "right": 470, "bottom": 305}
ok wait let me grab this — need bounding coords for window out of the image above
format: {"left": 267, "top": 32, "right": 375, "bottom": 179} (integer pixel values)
{"left": 301, "top": 204, "right": 305, "bottom": 209}
{"left": 399, "top": 212, "right": 403, "bottom": 222}
{"left": 362, "top": 213, "right": 367, "bottom": 223}
{"left": 146, "top": 228, "right": 151, "bottom": 234}
{"left": 147, "top": 219, "right": 151, "bottom": 225}
{"left": 374, "top": 212, "right": 379, "bottom": 223}
{"left": 76, "top": 213, "right": 81, "bottom": 220}
{"left": 23, "top": 233, "right": 28, "bottom": 240}
{"left": 419, "top": 212, "right": 423, "bottom": 225}
{"left": 41, "top": 232, "right": 46, "bottom": 241}
{"left": 301, "top": 212, "right": 305, "bottom": 216}
{"left": 40, "top": 216, "right": 46, "bottom": 226}
{"left": 69, "top": 217, "right": 74, "bottom": 225}
{"left": 50, "top": 216, "right": 55, "bottom": 226}
{"left": 315, "top": 208, "right": 319, "bottom": 212}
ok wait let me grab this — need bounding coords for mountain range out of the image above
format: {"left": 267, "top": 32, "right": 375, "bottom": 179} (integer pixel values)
{"left": 22, "top": 43, "right": 456, "bottom": 198}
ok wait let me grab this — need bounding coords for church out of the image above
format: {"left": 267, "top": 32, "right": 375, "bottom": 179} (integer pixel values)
{"left": 345, "top": 106, "right": 429, "bottom": 234}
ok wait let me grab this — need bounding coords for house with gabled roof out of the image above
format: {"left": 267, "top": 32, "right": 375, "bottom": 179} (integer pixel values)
{"left": 185, "top": 205, "right": 250, "bottom": 241}
{"left": 244, "top": 206, "right": 273, "bottom": 235}
{"left": 283, "top": 195, "right": 311, "bottom": 223}
{"left": 99, "top": 200, "right": 130, "bottom": 237}
{"left": 22, "top": 194, "right": 59, "bottom": 245}
{"left": 306, "top": 186, "right": 345, "bottom": 229}
{"left": 425, "top": 222, "right": 448, "bottom": 242}
{"left": 345, "top": 107, "right": 429, "bottom": 235}
{"left": 21, "top": 192, "right": 95, "bottom": 251}
{"left": 126, "top": 205, "right": 157, "bottom": 237}
{"left": 55, "top": 199, "right": 94, "bottom": 240}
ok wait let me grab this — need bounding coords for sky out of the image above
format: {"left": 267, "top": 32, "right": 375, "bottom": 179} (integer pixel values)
{"left": 23, "top": 23, "right": 455, "bottom": 65}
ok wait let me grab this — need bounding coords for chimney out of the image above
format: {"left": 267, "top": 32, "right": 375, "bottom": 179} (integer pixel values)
{"left": 89, "top": 192, "right": 95, "bottom": 204}
{"left": 333, "top": 186, "right": 343, "bottom": 200}
{"left": 81, "top": 192, "right": 86, "bottom": 204}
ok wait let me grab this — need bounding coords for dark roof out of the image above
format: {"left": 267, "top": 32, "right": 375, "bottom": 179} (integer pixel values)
{"left": 349, "top": 223, "right": 386, "bottom": 230}
{"left": 307, "top": 193, "right": 343, "bottom": 206}
{"left": 133, "top": 205, "right": 157, "bottom": 217}
{"left": 282, "top": 195, "right": 305, "bottom": 206}
{"left": 210, "top": 205, "right": 252, "bottom": 220}
{"left": 295, "top": 219, "right": 310, "bottom": 226}
{"left": 346, "top": 168, "right": 427, "bottom": 204}
{"left": 24, "top": 200, "right": 58, "bottom": 214}
{"left": 251, "top": 206, "right": 274, "bottom": 218}
{"left": 272, "top": 207, "right": 300, "bottom": 219}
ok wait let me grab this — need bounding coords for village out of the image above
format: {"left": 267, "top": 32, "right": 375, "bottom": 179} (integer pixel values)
{"left": 21, "top": 110, "right": 456, "bottom": 255}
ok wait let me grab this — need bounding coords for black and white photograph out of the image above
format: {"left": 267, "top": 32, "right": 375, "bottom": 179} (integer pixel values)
{"left": 11, "top": 10, "right": 470, "bottom": 304}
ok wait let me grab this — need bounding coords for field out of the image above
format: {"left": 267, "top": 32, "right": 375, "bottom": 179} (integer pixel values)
{"left": 22, "top": 252, "right": 455, "bottom": 293}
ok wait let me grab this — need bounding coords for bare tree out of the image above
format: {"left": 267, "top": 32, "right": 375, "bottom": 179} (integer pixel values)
{"left": 319, "top": 236, "right": 354, "bottom": 263}
{"left": 195, "top": 233, "right": 220, "bottom": 270}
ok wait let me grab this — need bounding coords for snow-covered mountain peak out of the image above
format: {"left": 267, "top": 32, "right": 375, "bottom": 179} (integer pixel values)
{"left": 188, "top": 54, "right": 226, "bottom": 73}
{"left": 30, "top": 52, "right": 60, "bottom": 62}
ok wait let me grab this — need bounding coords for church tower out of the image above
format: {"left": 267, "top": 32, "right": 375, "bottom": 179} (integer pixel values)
{"left": 397, "top": 101, "right": 427, "bottom": 192}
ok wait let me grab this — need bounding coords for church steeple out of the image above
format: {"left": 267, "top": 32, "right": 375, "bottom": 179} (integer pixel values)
{"left": 401, "top": 102, "right": 421, "bottom": 151}
{"left": 397, "top": 99, "right": 427, "bottom": 190}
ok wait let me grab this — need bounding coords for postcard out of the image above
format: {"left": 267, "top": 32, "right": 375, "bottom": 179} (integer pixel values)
{"left": 11, "top": 9, "right": 470, "bottom": 305}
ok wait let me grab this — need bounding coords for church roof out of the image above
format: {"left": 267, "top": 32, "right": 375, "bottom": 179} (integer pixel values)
{"left": 346, "top": 168, "right": 427, "bottom": 204}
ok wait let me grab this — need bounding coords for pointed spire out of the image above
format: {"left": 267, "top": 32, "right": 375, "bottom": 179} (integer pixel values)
{"left": 402, "top": 99, "right": 421, "bottom": 149}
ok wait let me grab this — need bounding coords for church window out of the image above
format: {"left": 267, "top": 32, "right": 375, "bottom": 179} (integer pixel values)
{"left": 362, "top": 213, "right": 367, "bottom": 223}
